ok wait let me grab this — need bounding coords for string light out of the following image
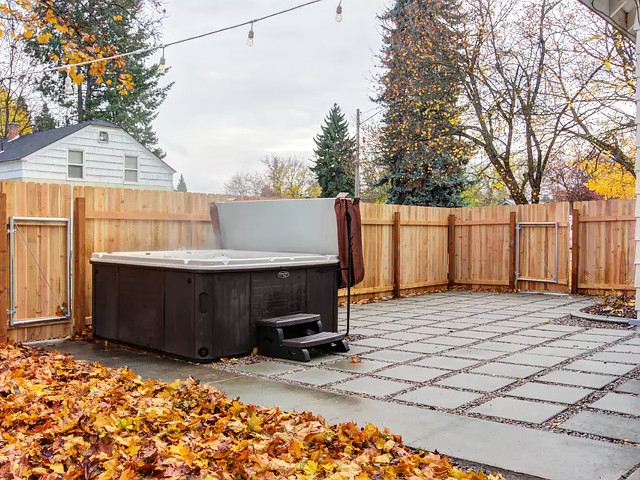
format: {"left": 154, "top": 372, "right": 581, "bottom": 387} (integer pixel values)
{"left": 64, "top": 69, "right": 73, "bottom": 95}
{"left": 335, "top": 1, "right": 343, "bottom": 22}
{"left": 247, "top": 22, "right": 255, "bottom": 47}
{"left": 158, "top": 48, "right": 166, "bottom": 74}
{"left": 0, "top": 0, "right": 340, "bottom": 82}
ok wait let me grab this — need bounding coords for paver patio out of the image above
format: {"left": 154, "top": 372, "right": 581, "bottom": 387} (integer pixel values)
{"left": 44, "top": 290, "right": 640, "bottom": 480}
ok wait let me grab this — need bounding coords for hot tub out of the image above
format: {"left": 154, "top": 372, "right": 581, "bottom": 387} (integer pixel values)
{"left": 90, "top": 197, "right": 364, "bottom": 362}
{"left": 91, "top": 249, "right": 340, "bottom": 361}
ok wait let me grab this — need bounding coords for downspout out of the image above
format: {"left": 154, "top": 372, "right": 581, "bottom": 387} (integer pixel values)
{"left": 634, "top": 12, "right": 640, "bottom": 326}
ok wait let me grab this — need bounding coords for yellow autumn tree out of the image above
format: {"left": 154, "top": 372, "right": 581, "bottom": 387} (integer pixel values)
{"left": 0, "top": 89, "right": 32, "bottom": 138}
{"left": 583, "top": 158, "right": 635, "bottom": 199}
{"left": 0, "top": 0, "right": 133, "bottom": 92}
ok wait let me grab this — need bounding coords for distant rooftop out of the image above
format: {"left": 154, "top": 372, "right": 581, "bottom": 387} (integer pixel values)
{"left": 0, "top": 119, "right": 119, "bottom": 163}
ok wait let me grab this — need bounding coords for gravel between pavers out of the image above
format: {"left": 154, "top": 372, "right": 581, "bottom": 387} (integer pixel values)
{"left": 212, "top": 292, "right": 639, "bottom": 446}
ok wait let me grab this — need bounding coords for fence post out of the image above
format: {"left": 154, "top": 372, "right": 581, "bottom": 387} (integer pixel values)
{"left": 0, "top": 194, "right": 7, "bottom": 343}
{"left": 571, "top": 209, "right": 580, "bottom": 295}
{"left": 448, "top": 214, "right": 455, "bottom": 288}
{"left": 509, "top": 211, "right": 517, "bottom": 290}
{"left": 73, "top": 197, "right": 86, "bottom": 335}
{"left": 393, "top": 211, "right": 401, "bottom": 298}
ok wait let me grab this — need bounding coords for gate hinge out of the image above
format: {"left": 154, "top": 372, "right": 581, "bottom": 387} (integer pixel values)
{"left": 6, "top": 309, "right": 15, "bottom": 315}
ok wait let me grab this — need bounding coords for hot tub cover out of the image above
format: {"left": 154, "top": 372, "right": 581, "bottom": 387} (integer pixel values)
{"left": 210, "top": 196, "right": 364, "bottom": 287}
{"left": 90, "top": 249, "right": 339, "bottom": 271}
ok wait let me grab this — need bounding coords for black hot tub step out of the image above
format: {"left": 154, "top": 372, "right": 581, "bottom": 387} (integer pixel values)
{"left": 255, "top": 313, "right": 321, "bottom": 328}
{"left": 282, "top": 331, "right": 347, "bottom": 349}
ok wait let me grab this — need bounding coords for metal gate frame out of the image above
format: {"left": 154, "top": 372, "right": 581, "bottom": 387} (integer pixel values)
{"left": 515, "top": 221, "right": 558, "bottom": 284}
{"left": 8, "top": 216, "right": 72, "bottom": 326}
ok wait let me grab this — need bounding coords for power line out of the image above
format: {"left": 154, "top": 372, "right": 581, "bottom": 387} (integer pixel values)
{"left": 0, "top": 0, "right": 342, "bottom": 82}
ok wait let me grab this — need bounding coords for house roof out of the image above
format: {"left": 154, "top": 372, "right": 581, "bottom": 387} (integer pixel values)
{"left": 577, "top": 0, "right": 636, "bottom": 40}
{"left": 0, "top": 119, "right": 119, "bottom": 163}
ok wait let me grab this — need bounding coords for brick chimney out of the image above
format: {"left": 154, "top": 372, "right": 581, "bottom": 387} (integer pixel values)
{"left": 7, "top": 123, "right": 20, "bottom": 141}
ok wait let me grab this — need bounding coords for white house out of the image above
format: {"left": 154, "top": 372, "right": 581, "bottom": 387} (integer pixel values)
{"left": 0, "top": 119, "right": 175, "bottom": 190}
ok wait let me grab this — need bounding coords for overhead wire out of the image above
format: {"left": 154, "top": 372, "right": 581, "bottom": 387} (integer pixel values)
{"left": 0, "top": 0, "right": 337, "bottom": 82}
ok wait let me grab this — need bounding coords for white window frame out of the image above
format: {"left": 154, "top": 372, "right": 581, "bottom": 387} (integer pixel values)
{"left": 123, "top": 154, "right": 139, "bottom": 184}
{"left": 67, "top": 149, "right": 85, "bottom": 180}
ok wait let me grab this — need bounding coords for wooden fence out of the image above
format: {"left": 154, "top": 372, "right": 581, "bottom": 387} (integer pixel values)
{"left": 0, "top": 181, "right": 634, "bottom": 342}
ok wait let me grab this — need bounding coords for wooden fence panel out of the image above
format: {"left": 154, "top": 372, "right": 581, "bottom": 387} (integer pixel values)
{"left": 451, "top": 205, "right": 514, "bottom": 288}
{"left": 1, "top": 182, "right": 73, "bottom": 342}
{"left": 515, "top": 202, "right": 570, "bottom": 293}
{"left": 574, "top": 199, "right": 635, "bottom": 294}
{"left": 74, "top": 186, "right": 216, "bottom": 317}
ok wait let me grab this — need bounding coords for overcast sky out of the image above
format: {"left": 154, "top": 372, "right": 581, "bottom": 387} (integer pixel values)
{"left": 153, "top": 0, "right": 388, "bottom": 193}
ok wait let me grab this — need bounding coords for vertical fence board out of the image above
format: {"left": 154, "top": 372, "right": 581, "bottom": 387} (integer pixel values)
{"left": 73, "top": 197, "right": 86, "bottom": 335}
{"left": 0, "top": 194, "right": 7, "bottom": 343}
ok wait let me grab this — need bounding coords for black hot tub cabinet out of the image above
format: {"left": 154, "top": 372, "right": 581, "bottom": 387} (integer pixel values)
{"left": 91, "top": 250, "right": 340, "bottom": 361}
{"left": 91, "top": 196, "right": 364, "bottom": 362}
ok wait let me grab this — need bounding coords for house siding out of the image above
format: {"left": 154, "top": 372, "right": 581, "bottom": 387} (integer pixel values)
{"left": 0, "top": 125, "right": 174, "bottom": 189}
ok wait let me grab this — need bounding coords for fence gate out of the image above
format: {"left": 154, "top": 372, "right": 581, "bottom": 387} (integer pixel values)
{"left": 8, "top": 216, "right": 71, "bottom": 326}
{"left": 516, "top": 222, "right": 559, "bottom": 284}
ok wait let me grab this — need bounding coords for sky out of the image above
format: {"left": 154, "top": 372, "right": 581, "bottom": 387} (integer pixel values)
{"left": 153, "top": 0, "right": 389, "bottom": 194}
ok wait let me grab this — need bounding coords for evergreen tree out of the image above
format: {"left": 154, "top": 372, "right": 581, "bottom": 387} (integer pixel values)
{"left": 311, "top": 104, "right": 355, "bottom": 197}
{"left": 33, "top": 104, "right": 56, "bottom": 132}
{"left": 176, "top": 174, "right": 188, "bottom": 192}
{"left": 376, "top": 0, "right": 472, "bottom": 206}
{"left": 24, "top": 0, "right": 171, "bottom": 157}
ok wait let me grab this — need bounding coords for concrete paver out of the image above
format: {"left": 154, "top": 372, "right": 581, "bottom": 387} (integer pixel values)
{"left": 393, "top": 342, "right": 450, "bottom": 354}
{"left": 235, "top": 361, "right": 303, "bottom": 376}
{"left": 278, "top": 368, "right": 353, "bottom": 386}
{"left": 395, "top": 386, "right": 481, "bottom": 409}
{"left": 496, "top": 335, "right": 548, "bottom": 346}
{"left": 470, "top": 362, "right": 544, "bottom": 378}
{"left": 350, "top": 338, "right": 406, "bottom": 348}
{"left": 324, "top": 358, "right": 388, "bottom": 373}
{"left": 333, "top": 377, "right": 409, "bottom": 397}
{"left": 500, "top": 352, "right": 569, "bottom": 367}
{"left": 412, "top": 356, "right": 479, "bottom": 370}
{"left": 360, "top": 350, "right": 422, "bottom": 363}
{"left": 436, "top": 373, "right": 516, "bottom": 392}
{"left": 537, "top": 370, "right": 618, "bottom": 389}
{"left": 526, "top": 346, "right": 584, "bottom": 358}
{"left": 617, "top": 379, "right": 640, "bottom": 395}
{"left": 375, "top": 364, "right": 448, "bottom": 382}
{"left": 560, "top": 411, "right": 640, "bottom": 443}
{"left": 589, "top": 351, "right": 640, "bottom": 364}
{"left": 591, "top": 393, "right": 640, "bottom": 416}
{"left": 443, "top": 347, "right": 505, "bottom": 360}
{"left": 506, "top": 382, "right": 594, "bottom": 404}
{"left": 423, "top": 336, "right": 477, "bottom": 346}
{"left": 471, "top": 341, "right": 524, "bottom": 353}
{"left": 470, "top": 397, "right": 566, "bottom": 424}
{"left": 564, "top": 359, "right": 637, "bottom": 376}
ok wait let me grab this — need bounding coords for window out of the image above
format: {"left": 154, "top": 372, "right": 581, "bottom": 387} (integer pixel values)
{"left": 68, "top": 150, "right": 83, "bottom": 179}
{"left": 98, "top": 131, "right": 109, "bottom": 143}
{"left": 124, "top": 155, "right": 138, "bottom": 183}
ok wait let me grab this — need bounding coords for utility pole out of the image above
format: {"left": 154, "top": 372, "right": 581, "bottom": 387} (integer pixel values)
{"left": 355, "top": 108, "right": 360, "bottom": 198}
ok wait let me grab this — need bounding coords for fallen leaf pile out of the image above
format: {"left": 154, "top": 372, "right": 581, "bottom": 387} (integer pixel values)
{"left": 0, "top": 344, "right": 505, "bottom": 480}
{"left": 583, "top": 292, "right": 635, "bottom": 319}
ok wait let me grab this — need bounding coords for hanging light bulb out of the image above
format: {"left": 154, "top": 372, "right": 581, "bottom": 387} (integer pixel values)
{"left": 158, "top": 48, "right": 166, "bottom": 74}
{"left": 64, "top": 69, "right": 73, "bottom": 95}
{"left": 247, "top": 22, "right": 255, "bottom": 47}
{"left": 335, "top": 3, "right": 343, "bottom": 22}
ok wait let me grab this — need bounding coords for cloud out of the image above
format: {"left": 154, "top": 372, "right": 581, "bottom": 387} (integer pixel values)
{"left": 153, "top": 0, "right": 386, "bottom": 193}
